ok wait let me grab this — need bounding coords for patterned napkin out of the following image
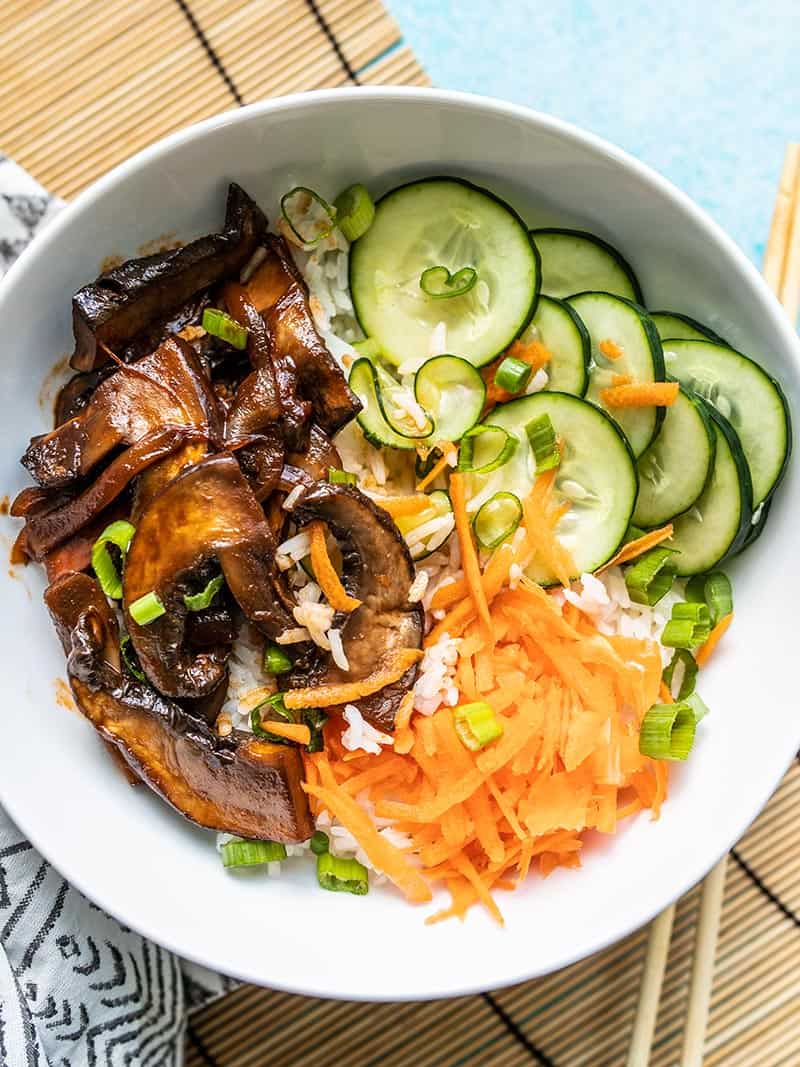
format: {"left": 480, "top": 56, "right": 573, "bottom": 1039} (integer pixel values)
{"left": 0, "top": 155, "right": 235, "bottom": 1067}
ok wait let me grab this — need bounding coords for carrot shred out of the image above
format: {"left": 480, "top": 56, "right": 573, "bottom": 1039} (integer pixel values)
{"left": 449, "top": 471, "right": 493, "bottom": 637}
{"left": 308, "top": 520, "right": 361, "bottom": 612}
{"left": 258, "top": 720, "right": 311, "bottom": 745}
{"left": 695, "top": 612, "right": 734, "bottom": 668}
{"left": 599, "top": 339, "right": 624, "bottom": 360}
{"left": 599, "top": 381, "right": 680, "bottom": 408}
{"left": 370, "top": 494, "right": 435, "bottom": 518}
{"left": 284, "top": 648, "right": 423, "bottom": 708}
{"left": 611, "top": 373, "right": 632, "bottom": 386}
{"left": 416, "top": 443, "right": 455, "bottom": 492}
{"left": 597, "top": 523, "right": 674, "bottom": 573}
{"left": 481, "top": 340, "right": 553, "bottom": 413}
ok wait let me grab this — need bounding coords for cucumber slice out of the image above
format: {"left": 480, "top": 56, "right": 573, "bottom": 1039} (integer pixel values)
{"left": 668, "top": 403, "right": 753, "bottom": 576}
{"left": 649, "top": 310, "right": 727, "bottom": 345}
{"left": 663, "top": 339, "right": 791, "bottom": 506}
{"left": 348, "top": 358, "right": 417, "bottom": 450}
{"left": 350, "top": 177, "right": 539, "bottom": 370}
{"left": 518, "top": 294, "right": 589, "bottom": 396}
{"left": 395, "top": 489, "right": 454, "bottom": 560}
{"left": 465, "top": 392, "right": 637, "bottom": 580}
{"left": 633, "top": 387, "right": 716, "bottom": 528}
{"left": 414, "top": 355, "right": 486, "bottom": 442}
{"left": 531, "top": 228, "right": 643, "bottom": 303}
{"left": 567, "top": 292, "right": 665, "bottom": 457}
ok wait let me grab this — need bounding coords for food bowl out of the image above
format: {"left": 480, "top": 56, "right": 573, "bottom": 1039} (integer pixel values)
{"left": 0, "top": 87, "right": 797, "bottom": 1000}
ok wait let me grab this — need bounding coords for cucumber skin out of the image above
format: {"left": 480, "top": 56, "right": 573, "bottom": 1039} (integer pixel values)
{"left": 537, "top": 295, "right": 591, "bottom": 398}
{"left": 350, "top": 176, "right": 542, "bottom": 368}
{"left": 650, "top": 310, "right": 728, "bottom": 346}
{"left": 531, "top": 227, "right": 644, "bottom": 305}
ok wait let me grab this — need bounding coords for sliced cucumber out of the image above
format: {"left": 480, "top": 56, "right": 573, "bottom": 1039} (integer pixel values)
{"left": 464, "top": 392, "right": 637, "bottom": 581}
{"left": 668, "top": 403, "right": 753, "bottom": 576}
{"left": 650, "top": 310, "right": 726, "bottom": 345}
{"left": 663, "top": 339, "right": 791, "bottom": 506}
{"left": 350, "top": 177, "right": 539, "bottom": 370}
{"left": 633, "top": 387, "right": 716, "bottom": 528}
{"left": 531, "top": 228, "right": 643, "bottom": 303}
{"left": 414, "top": 355, "right": 485, "bottom": 442}
{"left": 395, "top": 489, "right": 454, "bottom": 560}
{"left": 517, "top": 294, "right": 589, "bottom": 396}
{"left": 348, "top": 358, "right": 417, "bottom": 450}
{"left": 567, "top": 292, "right": 665, "bottom": 457}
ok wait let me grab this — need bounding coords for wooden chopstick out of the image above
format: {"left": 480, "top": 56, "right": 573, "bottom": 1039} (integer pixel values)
{"left": 628, "top": 141, "right": 800, "bottom": 1067}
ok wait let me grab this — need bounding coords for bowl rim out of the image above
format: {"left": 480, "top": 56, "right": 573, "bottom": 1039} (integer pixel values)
{"left": 2, "top": 85, "right": 798, "bottom": 1000}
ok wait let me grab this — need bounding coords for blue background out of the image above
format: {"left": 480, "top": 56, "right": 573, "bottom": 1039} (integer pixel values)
{"left": 388, "top": 0, "right": 799, "bottom": 266}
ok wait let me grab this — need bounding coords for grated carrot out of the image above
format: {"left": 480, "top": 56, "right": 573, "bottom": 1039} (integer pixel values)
{"left": 416, "top": 443, "right": 455, "bottom": 492}
{"left": 597, "top": 523, "right": 674, "bottom": 573}
{"left": 258, "top": 720, "right": 311, "bottom": 745}
{"left": 284, "top": 648, "right": 423, "bottom": 708}
{"left": 695, "top": 612, "right": 734, "bottom": 668}
{"left": 308, "top": 520, "right": 361, "bottom": 612}
{"left": 611, "top": 373, "right": 632, "bottom": 386}
{"left": 449, "top": 471, "right": 492, "bottom": 637}
{"left": 599, "top": 338, "right": 624, "bottom": 360}
{"left": 371, "top": 494, "right": 435, "bottom": 518}
{"left": 481, "top": 339, "right": 553, "bottom": 412}
{"left": 599, "top": 381, "right": 680, "bottom": 407}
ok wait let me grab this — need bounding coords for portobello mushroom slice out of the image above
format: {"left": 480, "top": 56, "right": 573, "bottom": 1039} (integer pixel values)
{"left": 287, "top": 424, "right": 342, "bottom": 482}
{"left": 286, "top": 481, "right": 423, "bottom": 731}
{"left": 123, "top": 454, "right": 296, "bottom": 699}
{"left": 71, "top": 183, "right": 266, "bottom": 371}
{"left": 44, "top": 572, "right": 312, "bottom": 842}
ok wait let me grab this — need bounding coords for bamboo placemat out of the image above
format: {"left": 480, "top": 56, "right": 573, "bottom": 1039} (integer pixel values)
{"left": 2, "top": 3, "right": 798, "bottom": 1063}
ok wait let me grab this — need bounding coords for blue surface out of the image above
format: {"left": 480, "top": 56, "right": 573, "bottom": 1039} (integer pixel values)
{"left": 387, "top": 0, "right": 800, "bottom": 266}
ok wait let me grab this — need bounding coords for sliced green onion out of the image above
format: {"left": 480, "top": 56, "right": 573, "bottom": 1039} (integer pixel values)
{"left": 458, "top": 425, "right": 517, "bottom": 474}
{"left": 280, "top": 186, "right": 336, "bottom": 247}
{"left": 202, "top": 308, "right": 248, "bottom": 350}
{"left": 686, "top": 691, "right": 710, "bottom": 723}
{"left": 317, "top": 852, "right": 369, "bottom": 895}
{"left": 638, "top": 702, "right": 696, "bottom": 761}
{"left": 333, "top": 183, "right": 375, "bottom": 242}
{"left": 454, "top": 701, "right": 504, "bottom": 752}
{"left": 91, "top": 520, "right": 136, "bottom": 600}
{"left": 120, "top": 635, "right": 146, "bottom": 682}
{"left": 129, "top": 590, "right": 166, "bottom": 626}
{"left": 302, "top": 708, "right": 328, "bottom": 753}
{"left": 684, "top": 575, "right": 707, "bottom": 603}
{"left": 494, "top": 355, "right": 532, "bottom": 394}
{"left": 703, "top": 571, "right": 733, "bottom": 626}
{"left": 419, "top": 264, "right": 478, "bottom": 299}
{"left": 661, "top": 618, "right": 697, "bottom": 648}
{"left": 183, "top": 574, "right": 224, "bottom": 612}
{"left": 663, "top": 649, "right": 698, "bottom": 701}
{"left": 264, "top": 643, "right": 292, "bottom": 675}
{"left": 351, "top": 337, "right": 382, "bottom": 361}
{"left": 662, "top": 600, "right": 711, "bottom": 649}
{"left": 415, "top": 447, "right": 443, "bottom": 480}
{"left": 473, "top": 492, "right": 522, "bottom": 550}
{"left": 624, "top": 547, "right": 676, "bottom": 606}
{"left": 327, "top": 467, "right": 358, "bottom": 486}
{"left": 221, "top": 839, "right": 287, "bottom": 868}
{"left": 526, "top": 414, "right": 561, "bottom": 473}
{"left": 250, "top": 693, "right": 294, "bottom": 740}
{"left": 672, "top": 602, "right": 711, "bottom": 625}
{"left": 310, "top": 831, "right": 330, "bottom": 855}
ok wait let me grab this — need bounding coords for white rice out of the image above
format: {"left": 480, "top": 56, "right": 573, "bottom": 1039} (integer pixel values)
{"left": 341, "top": 704, "right": 393, "bottom": 755}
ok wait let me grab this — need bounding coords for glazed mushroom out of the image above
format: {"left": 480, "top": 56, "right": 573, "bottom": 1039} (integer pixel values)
{"left": 287, "top": 423, "right": 342, "bottom": 482}
{"left": 123, "top": 453, "right": 296, "bottom": 699}
{"left": 45, "top": 572, "right": 313, "bottom": 842}
{"left": 70, "top": 183, "right": 266, "bottom": 371}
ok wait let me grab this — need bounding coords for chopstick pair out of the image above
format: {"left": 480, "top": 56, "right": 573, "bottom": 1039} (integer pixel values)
{"left": 626, "top": 142, "right": 800, "bottom": 1067}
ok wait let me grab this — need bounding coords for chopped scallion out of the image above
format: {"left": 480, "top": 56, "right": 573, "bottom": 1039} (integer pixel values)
{"left": 662, "top": 649, "right": 698, "bottom": 701}
{"left": 494, "top": 355, "right": 532, "bottom": 394}
{"left": 120, "top": 635, "right": 146, "bottom": 682}
{"left": 280, "top": 186, "right": 336, "bottom": 247}
{"left": 458, "top": 425, "right": 517, "bottom": 474}
{"left": 639, "top": 702, "right": 696, "bottom": 761}
{"left": 91, "top": 520, "right": 136, "bottom": 600}
{"left": 183, "top": 574, "right": 224, "bottom": 612}
{"left": 624, "top": 547, "right": 676, "bottom": 606}
{"left": 473, "top": 491, "right": 522, "bottom": 550}
{"left": 686, "top": 691, "right": 710, "bottom": 723}
{"left": 454, "top": 701, "right": 504, "bottom": 752}
{"left": 662, "top": 601, "right": 711, "bottom": 648}
{"left": 526, "top": 413, "right": 561, "bottom": 473}
{"left": 264, "top": 644, "right": 292, "bottom": 675}
{"left": 129, "top": 590, "right": 166, "bottom": 626}
{"left": 327, "top": 467, "right": 358, "bottom": 486}
{"left": 316, "top": 851, "right": 369, "bottom": 895}
{"left": 202, "top": 308, "right": 248, "bottom": 350}
{"left": 221, "top": 839, "right": 287, "bottom": 868}
{"left": 310, "top": 831, "right": 330, "bottom": 855}
{"left": 251, "top": 693, "right": 294, "bottom": 740}
{"left": 684, "top": 570, "right": 733, "bottom": 626}
{"left": 333, "top": 183, "right": 375, "bottom": 242}
{"left": 419, "top": 264, "right": 478, "bottom": 299}
{"left": 302, "top": 708, "right": 328, "bottom": 753}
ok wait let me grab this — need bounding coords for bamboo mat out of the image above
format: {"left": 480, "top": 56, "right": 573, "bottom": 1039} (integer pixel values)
{"left": 2, "top": 2, "right": 798, "bottom": 1064}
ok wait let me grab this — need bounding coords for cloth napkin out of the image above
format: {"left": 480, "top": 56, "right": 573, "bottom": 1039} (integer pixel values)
{"left": 0, "top": 155, "right": 236, "bottom": 1067}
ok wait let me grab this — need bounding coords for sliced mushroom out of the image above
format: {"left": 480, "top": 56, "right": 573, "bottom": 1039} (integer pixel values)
{"left": 287, "top": 424, "right": 342, "bottom": 482}
{"left": 71, "top": 183, "right": 266, "bottom": 371}
{"left": 44, "top": 572, "right": 313, "bottom": 842}
{"left": 123, "top": 454, "right": 296, "bottom": 699}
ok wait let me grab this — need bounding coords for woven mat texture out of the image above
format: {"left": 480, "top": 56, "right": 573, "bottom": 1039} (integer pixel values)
{"left": 1, "top": 3, "right": 798, "bottom": 1064}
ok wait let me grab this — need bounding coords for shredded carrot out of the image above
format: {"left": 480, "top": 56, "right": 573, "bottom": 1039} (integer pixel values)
{"left": 611, "top": 373, "right": 632, "bottom": 386}
{"left": 449, "top": 471, "right": 493, "bottom": 637}
{"left": 520, "top": 471, "right": 575, "bottom": 587}
{"left": 308, "top": 521, "right": 361, "bottom": 613}
{"left": 416, "top": 443, "right": 455, "bottom": 492}
{"left": 508, "top": 337, "right": 552, "bottom": 372}
{"left": 370, "top": 494, "right": 434, "bottom": 518}
{"left": 481, "top": 339, "right": 553, "bottom": 412}
{"left": 695, "top": 612, "right": 734, "bottom": 668}
{"left": 659, "top": 681, "right": 674, "bottom": 704}
{"left": 599, "top": 381, "right": 680, "bottom": 408}
{"left": 258, "top": 720, "right": 311, "bottom": 745}
{"left": 284, "top": 648, "right": 423, "bottom": 709}
{"left": 599, "top": 339, "right": 624, "bottom": 360}
{"left": 597, "top": 523, "right": 674, "bottom": 573}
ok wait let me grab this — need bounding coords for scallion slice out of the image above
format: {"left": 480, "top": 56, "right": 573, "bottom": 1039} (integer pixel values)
{"left": 264, "top": 643, "right": 292, "bottom": 675}
{"left": 473, "top": 491, "right": 522, "bottom": 550}
{"left": 662, "top": 601, "right": 711, "bottom": 648}
{"left": 663, "top": 649, "right": 698, "bottom": 701}
{"left": 280, "top": 186, "right": 336, "bottom": 247}
{"left": 251, "top": 693, "right": 293, "bottom": 740}
{"left": 327, "top": 468, "right": 358, "bottom": 486}
{"left": 703, "top": 572, "right": 733, "bottom": 626}
{"left": 120, "top": 635, "right": 146, "bottom": 682}
{"left": 333, "top": 183, "right": 375, "bottom": 242}
{"left": 91, "top": 520, "right": 136, "bottom": 600}
{"left": 183, "top": 574, "right": 224, "bottom": 612}
{"left": 419, "top": 265, "right": 478, "bottom": 299}
{"left": 302, "top": 708, "right": 328, "bottom": 753}
{"left": 624, "top": 547, "right": 676, "bottom": 606}
{"left": 686, "top": 691, "right": 710, "bottom": 723}
{"left": 458, "top": 425, "right": 517, "bottom": 474}
{"left": 129, "top": 590, "right": 166, "bottom": 626}
{"left": 316, "top": 852, "right": 369, "bottom": 895}
{"left": 310, "top": 830, "right": 330, "bottom": 855}
{"left": 221, "top": 839, "right": 287, "bottom": 868}
{"left": 454, "top": 701, "right": 504, "bottom": 751}
{"left": 526, "top": 413, "right": 561, "bottom": 473}
{"left": 639, "top": 702, "right": 696, "bottom": 761}
{"left": 202, "top": 308, "right": 248, "bottom": 350}
{"left": 494, "top": 355, "right": 532, "bottom": 394}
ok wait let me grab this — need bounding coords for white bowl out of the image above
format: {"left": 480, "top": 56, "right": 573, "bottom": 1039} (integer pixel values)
{"left": 0, "top": 88, "right": 797, "bottom": 1001}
